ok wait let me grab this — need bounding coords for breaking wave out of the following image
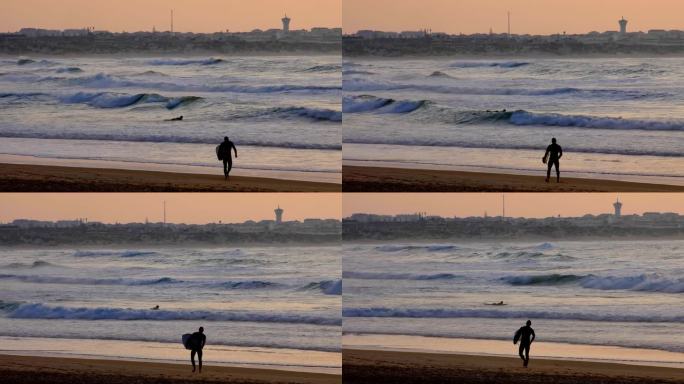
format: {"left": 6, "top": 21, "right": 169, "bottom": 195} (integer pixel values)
{"left": 509, "top": 110, "right": 684, "bottom": 131}
{"left": 60, "top": 92, "right": 202, "bottom": 109}
{"left": 343, "top": 307, "right": 683, "bottom": 323}
{"left": 343, "top": 271, "right": 459, "bottom": 281}
{"left": 343, "top": 95, "right": 427, "bottom": 114}
{"left": 55, "top": 67, "right": 83, "bottom": 73}
{"left": 1, "top": 261, "right": 59, "bottom": 269}
{"left": 301, "top": 280, "right": 342, "bottom": 295}
{"left": 73, "top": 250, "right": 158, "bottom": 258}
{"left": 2, "top": 302, "right": 341, "bottom": 325}
{"left": 147, "top": 58, "right": 225, "bottom": 66}
{"left": 271, "top": 107, "right": 342, "bottom": 122}
{"left": 502, "top": 273, "right": 684, "bottom": 293}
{"left": 0, "top": 72, "right": 340, "bottom": 94}
{"left": 449, "top": 61, "right": 530, "bottom": 68}
{"left": 374, "top": 244, "right": 459, "bottom": 253}
{"left": 343, "top": 79, "right": 664, "bottom": 99}
{"left": 0, "top": 274, "right": 181, "bottom": 286}
{"left": 302, "top": 64, "right": 342, "bottom": 73}
{"left": 344, "top": 96, "right": 684, "bottom": 134}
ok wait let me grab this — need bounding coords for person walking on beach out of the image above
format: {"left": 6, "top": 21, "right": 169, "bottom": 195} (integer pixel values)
{"left": 543, "top": 138, "right": 563, "bottom": 183}
{"left": 216, "top": 136, "right": 238, "bottom": 180}
{"left": 189, "top": 327, "right": 206, "bottom": 373}
{"left": 514, "top": 320, "right": 536, "bottom": 367}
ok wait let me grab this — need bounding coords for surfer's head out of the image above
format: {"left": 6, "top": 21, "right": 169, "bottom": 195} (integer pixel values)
{"left": 224, "top": 136, "right": 229, "bottom": 141}
{"left": 551, "top": 138, "right": 557, "bottom": 144}
{"left": 526, "top": 320, "right": 532, "bottom": 326}
{"left": 199, "top": 326, "right": 204, "bottom": 333}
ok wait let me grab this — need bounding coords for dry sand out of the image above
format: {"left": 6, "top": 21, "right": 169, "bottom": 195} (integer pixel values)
{"left": 343, "top": 349, "right": 684, "bottom": 384}
{"left": 342, "top": 166, "right": 684, "bottom": 192}
{"left": 0, "top": 354, "right": 341, "bottom": 384}
{"left": 0, "top": 163, "right": 340, "bottom": 192}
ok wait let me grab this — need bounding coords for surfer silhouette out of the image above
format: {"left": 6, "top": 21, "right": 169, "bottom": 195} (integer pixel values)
{"left": 216, "top": 136, "right": 238, "bottom": 180}
{"left": 165, "top": 115, "right": 183, "bottom": 121}
{"left": 513, "top": 320, "right": 536, "bottom": 367}
{"left": 543, "top": 138, "right": 563, "bottom": 183}
{"left": 188, "top": 327, "right": 206, "bottom": 373}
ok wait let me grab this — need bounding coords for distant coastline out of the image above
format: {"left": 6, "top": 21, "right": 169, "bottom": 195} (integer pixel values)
{"left": 0, "top": 219, "right": 341, "bottom": 247}
{"left": 343, "top": 36, "right": 684, "bottom": 57}
{"left": 0, "top": 34, "right": 340, "bottom": 55}
{"left": 343, "top": 213, "right": 684, "bottom": 241}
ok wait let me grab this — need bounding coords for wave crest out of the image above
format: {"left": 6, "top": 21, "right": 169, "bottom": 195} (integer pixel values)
{"left": 343, "top": 307, "right": 683, "bottom": 323}
{"left": 5, "top": 303, "right": 341, "bottom": 325}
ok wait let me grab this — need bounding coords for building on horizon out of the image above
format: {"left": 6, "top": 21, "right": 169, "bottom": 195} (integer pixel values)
{"left": 282, "top": 14, "right": 291, "bottom": 34}
{"left": 619, "top": 17, "right": 628, "bottom": 35}
{"left": 613, "top": 198, "right": 623, "bottom": 217}
{"left": 274, "top": 206, "right": 284, "bottom": 224}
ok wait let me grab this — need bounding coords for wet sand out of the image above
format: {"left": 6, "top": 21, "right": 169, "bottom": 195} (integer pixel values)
{"left": 343, "top": 349, "right": 684, "bottom": 384}
{"left": 0, "top": 354, "right": 341, "bottom": 384}
{"left": 343, "top": 166, "right": 684, "bottom": 192}
{"left": 0, "top": 163, "right": 340, "bottom": 192}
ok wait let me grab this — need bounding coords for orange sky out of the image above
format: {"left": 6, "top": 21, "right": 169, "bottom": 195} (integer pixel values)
{"left": 0, "top": 193, "right": 341, "bottom": 224}
{"left": 0, "top": 0, "right": 340, "bottom": 33}
{"left": 343, "top": 193, "right": 684, "bottom": 218}
{"left": 344, "top": 0, "right": 684, "bottom": 35}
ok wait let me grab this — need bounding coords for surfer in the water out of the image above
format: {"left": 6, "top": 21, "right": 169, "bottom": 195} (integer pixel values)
{"left": 543, "top": 138, "right": 563, "bottom": 183}
{"left": 513, "top": 320, "right": 536, "bottom": 367}
{"left": 189, "top": 327, "right": 206, "bottom": 373}
{"left": 217, "top": 136, "right": 238, "bottom": 180}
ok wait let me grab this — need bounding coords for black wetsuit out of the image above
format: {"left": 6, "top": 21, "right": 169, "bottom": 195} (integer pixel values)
{"left": 218, "top": 140, "right": 238, "bottom": 179}
{"left": 545, "top": 143, "right": 562, "bottom": 181}
{"left": 516, "top": 325, "right": 536, "bottom": 366}
{"left": 189, "top": 332, "right": 206, "bottom": 372}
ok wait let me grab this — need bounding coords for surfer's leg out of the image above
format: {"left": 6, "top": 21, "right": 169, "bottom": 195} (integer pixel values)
{"left": 191, "top": 350, "right": 196, "bottom": 372}
{"left": 197, "top": 349, "right": 203, "bottom": 372}
{"left": 227, "top": 157, "right": 233, "bottom": 179}
{"left": 546, "top": 163, "right": 552, "bottom": 182}
{"left": 555, "top": 160, "right": 560, "bottom": 182}
{"left": 524, "top": 344, "right": 530, "bottom": 367}
{"left": 223, "top": 160, "right": 228, "bottom": 180}
{"left": 518, "top": 344, "right": 525, "bottom": 363}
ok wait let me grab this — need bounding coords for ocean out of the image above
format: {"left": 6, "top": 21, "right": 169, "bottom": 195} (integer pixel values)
{"left": 0, "top": 56, "right": 341, "bottom": 183}
{"left": 343, "top": 240, "right": 684, "bottom": 367}
{"left": 343, "top": 58, "right": 684, "bottom": 185}
{"left": 0, "top": 246, "right": 341, "bottom": 373}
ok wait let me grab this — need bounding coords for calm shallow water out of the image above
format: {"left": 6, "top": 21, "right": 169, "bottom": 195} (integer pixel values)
{"left": 0, "top": 56, "right": 341, "bottom": 182}
{"left": 343, "top": 58, "right": 684, "bottom": 185}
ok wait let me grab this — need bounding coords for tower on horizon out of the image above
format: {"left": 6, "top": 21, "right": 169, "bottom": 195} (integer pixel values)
{"left": 619, "top": 17, "right": 628, "bottom": 35}
{"left": 274, "top": 205, "right": 284, "bottom": 224}
{"left": 282, "top": 14, "right": 291, "bottom": 34}
{"left": 613, "top": 197, "right": 623, "bottom": 217}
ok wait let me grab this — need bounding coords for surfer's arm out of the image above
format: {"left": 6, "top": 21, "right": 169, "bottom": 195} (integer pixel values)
{"left": 232, "top": 144, "right": 238, "bottom": 158}
{"left": 558, "top": 147, "right": 563, "bottom": 159}
{"left": 531, "top": 330, "right": 536, "bottom": 343}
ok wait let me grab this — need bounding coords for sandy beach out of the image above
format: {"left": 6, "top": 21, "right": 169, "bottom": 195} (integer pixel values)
{"left": 343, "top": 349, "right": 684, "bottom": 384}
{"left": 343, "top": 166, "right": 684, "bottom": 192}
{"left": 0, "top": 354, "right": 341, "bottom": 384}
{"left": 0, "top": 163, "right": 340, "bottom": 192}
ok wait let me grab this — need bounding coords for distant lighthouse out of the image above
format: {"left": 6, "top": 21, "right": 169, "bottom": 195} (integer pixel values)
{"left": 274, "top": 205, "right": 284, "bottom": 224}
{"left": 282, "top": 14, "right": 291, "bottom": 34}
{"left": 613, "top": 197, "right": 622, "bottom": 217}
{"left": 619, "top": 17, "right": 628, "bottom": 35}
